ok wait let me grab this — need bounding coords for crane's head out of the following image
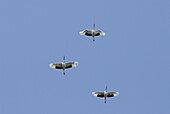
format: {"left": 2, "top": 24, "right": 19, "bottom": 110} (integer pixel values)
{"left": 105, "top": 86, "right": 107, "bottom": 92}
{"left": 93, "top": 24, "right": 95, "bottom": 29}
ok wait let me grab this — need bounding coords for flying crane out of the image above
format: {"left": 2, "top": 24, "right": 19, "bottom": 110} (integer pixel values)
{"left": 49, "top": 56, "right": 78, "bottom": 75}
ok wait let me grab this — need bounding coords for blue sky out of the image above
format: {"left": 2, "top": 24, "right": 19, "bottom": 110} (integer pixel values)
{"left": 0, "top": 0, "right": 170, "bottom": 114}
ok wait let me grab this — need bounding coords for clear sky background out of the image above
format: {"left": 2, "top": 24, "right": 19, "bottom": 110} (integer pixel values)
{"left": 0, "top": 0, "right": 170, "bottom": 114}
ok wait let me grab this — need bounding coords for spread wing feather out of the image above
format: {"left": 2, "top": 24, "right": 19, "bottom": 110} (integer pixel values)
{"left": 107, "top": 92, "right": 119, "bottom": 97}
{"left": 66, "top": 62, "right": 78, "bottom": 68}
{"left": 50, "top": 64, "right": 62, "bottom": 69}
{"left": 94, "top": 30, "right": 106, "bottom": 36}
{"left": 92, "top": 92, "right": 105, "bottom": 97}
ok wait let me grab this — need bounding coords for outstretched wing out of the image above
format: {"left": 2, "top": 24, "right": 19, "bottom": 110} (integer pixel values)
{"left": 94, "top": 30, "right": 106, "bottom": 36}
{"left": 79, "top": 30, "right": 92, "bottom": 36}
{"left": 92, "top": 92, "right": 105, "bottom": 98}
{"left": 107, "top": 92, "right": 119, "bottom": 97}
{"left": 65, "top": 62, "right": 78, "bottom": 69}
{"left": 49, "top": 63, "right": 62, "bottom": 69}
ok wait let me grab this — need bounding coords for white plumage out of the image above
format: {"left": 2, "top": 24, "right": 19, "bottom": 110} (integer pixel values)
{"left": 92, "top": 86, "right": 119, "bottom": 103}
{"left": 79, "top": 24, "right": 106, "bottom": 41}
{"left": 49, "top": 56, "right": 78, "bottom": 75}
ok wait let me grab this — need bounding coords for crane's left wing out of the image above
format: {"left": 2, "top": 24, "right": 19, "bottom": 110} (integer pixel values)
{"left": 94, "top": 30, "right": 106, "bottom": 36}
{"left": 107, "top": 92, "right": 119, "bottom": 97}
{"left": 65, "top": 62, "right": 78, "bottom": 68}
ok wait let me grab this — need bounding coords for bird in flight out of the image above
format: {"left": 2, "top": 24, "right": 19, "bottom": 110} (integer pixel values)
{"left": 92, "top": 86, "right": 119, "bottom": 103}
{"left": 49, "top": 56, "right": 78, "bottom": 75}
{"left": 79, "top": 24, "right": 106, "bottom": 42}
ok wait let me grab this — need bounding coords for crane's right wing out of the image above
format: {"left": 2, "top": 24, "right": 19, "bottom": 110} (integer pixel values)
{"left": 49, "top": 63, "right": 62, "bottom": 69}
{"left": 94, "top": 30, "right": 106, "bottom": 36}
{"left": 79, "top": 30, "right": 92, "bottom": 36}
{"left": 92, "top": 92, "right": 105, "bottom": 97}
